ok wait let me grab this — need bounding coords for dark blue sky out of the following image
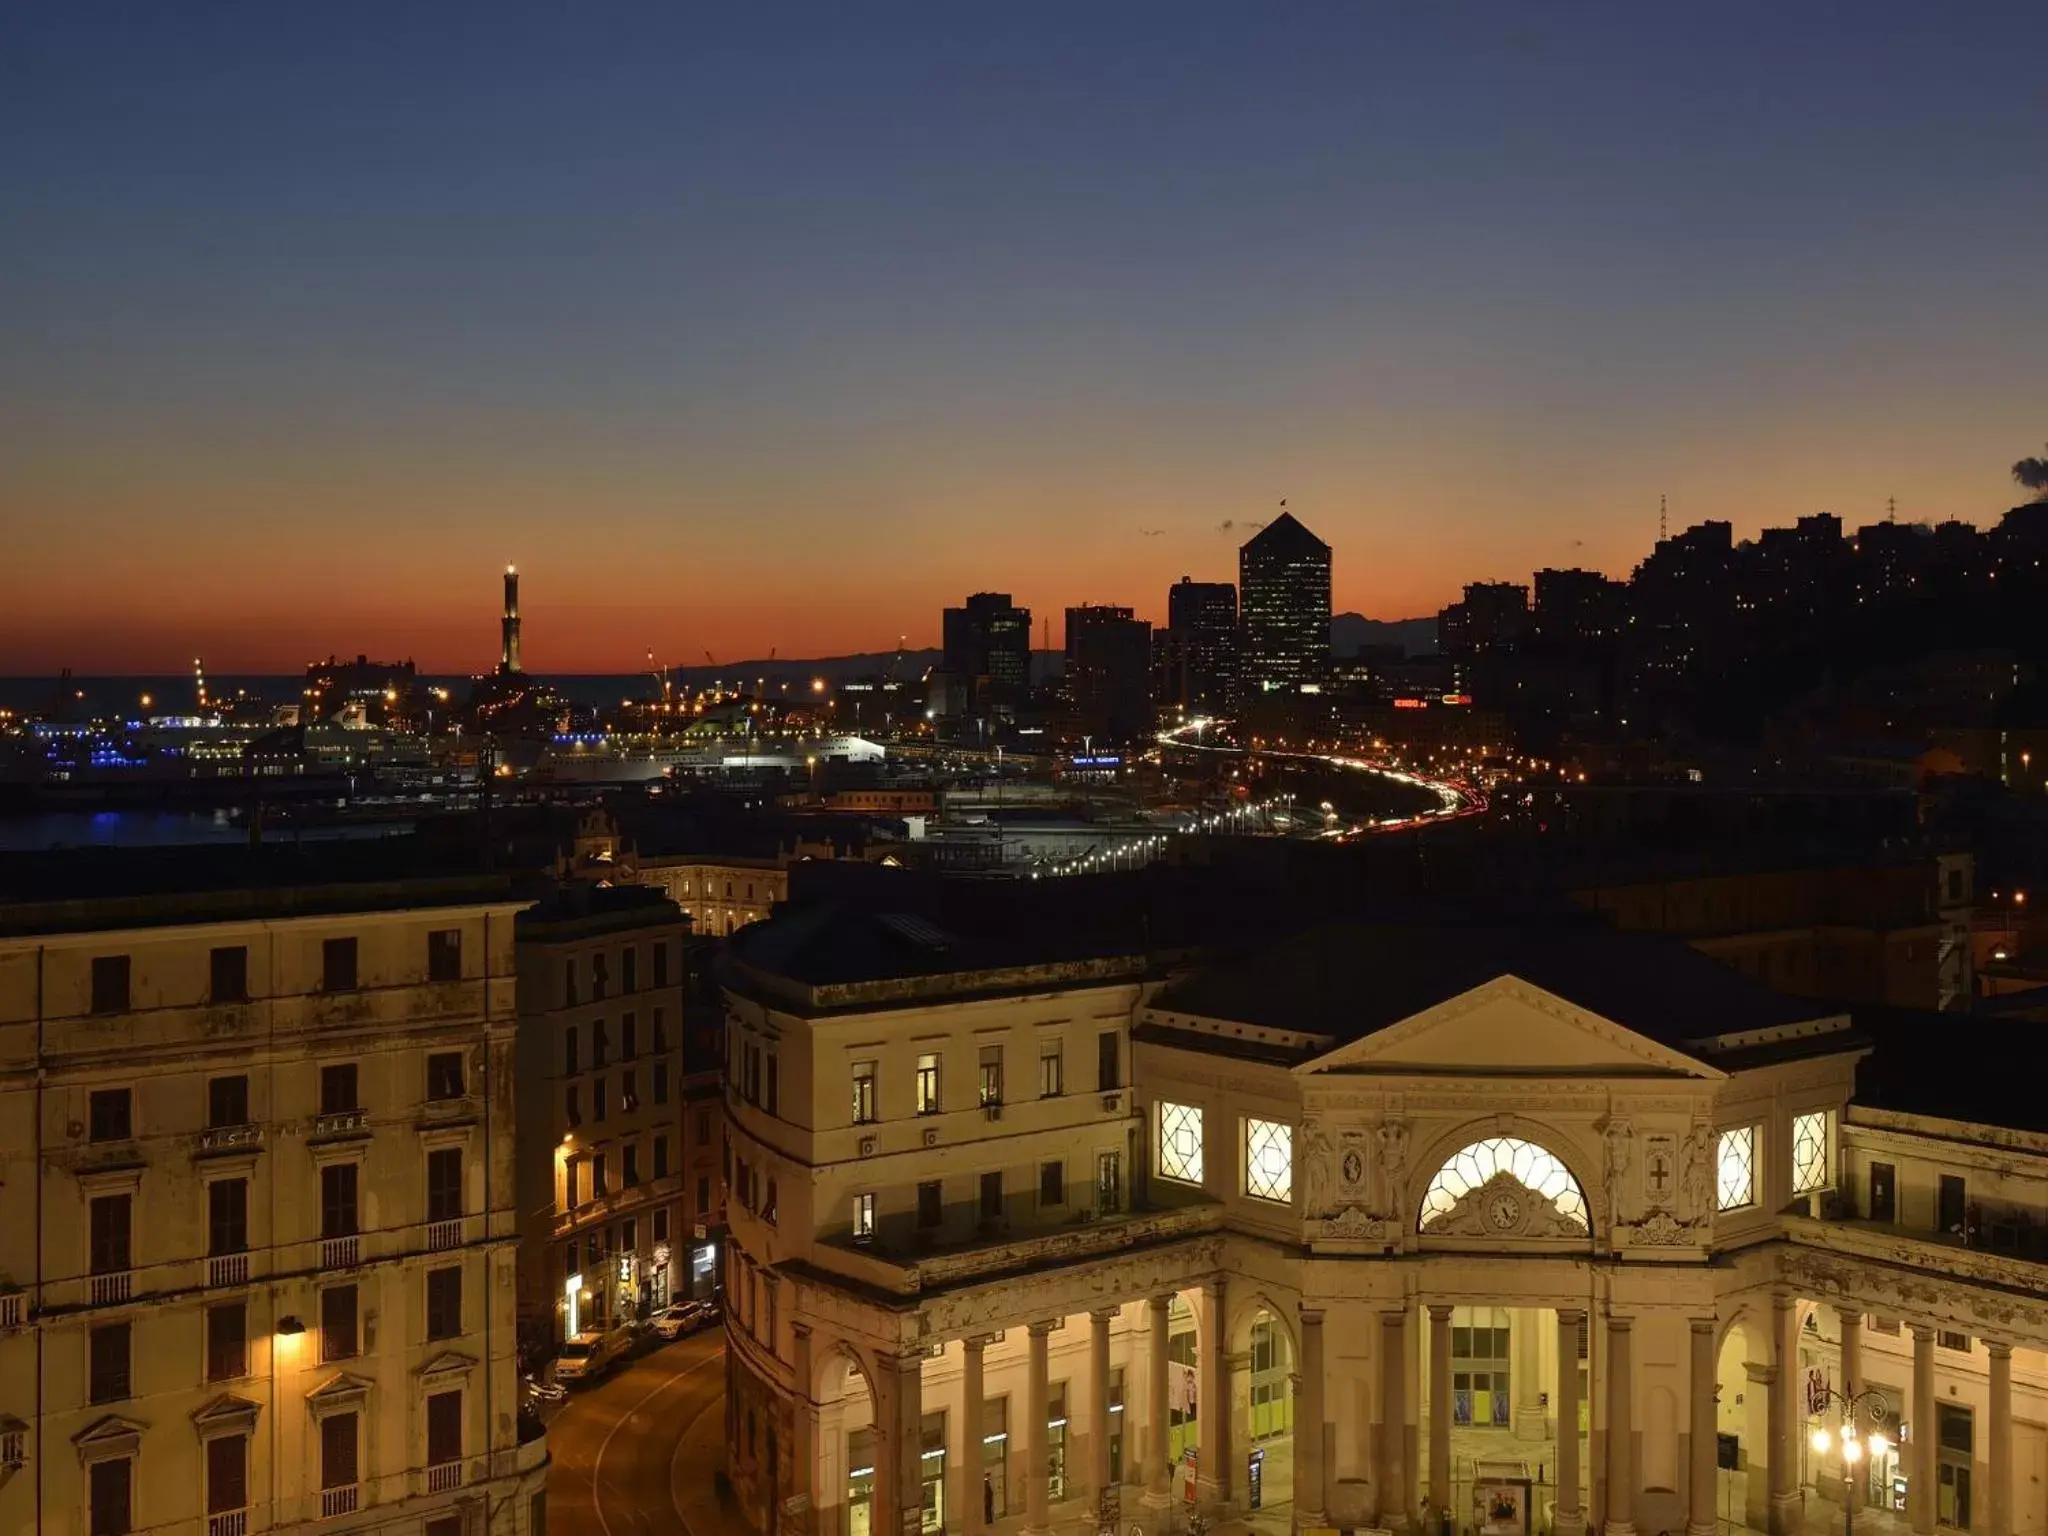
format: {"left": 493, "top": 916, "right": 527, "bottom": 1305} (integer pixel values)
{"left": 5, "top": 3, "right": 2045, "bottom": 669}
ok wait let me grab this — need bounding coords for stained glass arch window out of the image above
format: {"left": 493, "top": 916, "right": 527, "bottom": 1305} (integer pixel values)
{"left": 1418, "top": 1136, "right": 1590, "bottom": 1232}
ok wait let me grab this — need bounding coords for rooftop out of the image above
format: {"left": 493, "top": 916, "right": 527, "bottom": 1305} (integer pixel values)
{"left": 1150, "top": 917, "right": 1835, "bottom": 1053}
{"left": 516, "top": 879, "right": 682, "bottom": 938}
{"left": 1852, "top": 1006, "right": 2048, "bottom": 1134}
{"left": 0, "top": 837, "right": 518, "bottom": 937}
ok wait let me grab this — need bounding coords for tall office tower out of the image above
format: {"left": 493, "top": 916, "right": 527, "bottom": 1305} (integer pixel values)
{"left": 1238, "top": 511, "right": 1332, "bottom": 699}
{"left": 940, "top": 592, "right": 1033, "bottom": 705}
{"left": 1158, "top": 577, "right": 1238, "bottom": 715}
{"left": 1064, "top": 605, "right": 1153, "bottom": 743}
{"left": 501, "top": 564, "right": 523, "bottom": 674}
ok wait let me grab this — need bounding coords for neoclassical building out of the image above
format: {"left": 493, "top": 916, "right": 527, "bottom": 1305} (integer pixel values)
{"left": 718, "top": 906, "right": 2048, "bottom": 1536}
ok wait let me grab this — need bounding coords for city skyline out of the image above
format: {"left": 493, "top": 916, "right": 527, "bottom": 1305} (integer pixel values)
{"left": 6, "top": 4, "right": 2047, "bottom": 673}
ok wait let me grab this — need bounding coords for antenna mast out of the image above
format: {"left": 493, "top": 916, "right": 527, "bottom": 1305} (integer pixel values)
{"left": 1659, "top": 494, "right": 1668, "bottom": 543}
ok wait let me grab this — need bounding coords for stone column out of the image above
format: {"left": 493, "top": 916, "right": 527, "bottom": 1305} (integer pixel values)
{"left": 1144, "top": 1296, "right": 1174, "bottom": 1512}
{"left": 1688, "top": 1320, "right": 1717, "bottom": 1536}
{"left": 882, "top": 1350, "right": 926, "bottom": 1536}
{"left": 1838, "top": 1308, "right": 1864, "bottom": 1507}
{"left": 1988, "top": 1342, "right": 2013, "bottom": 1536}
{"left": 1429, "top": 1305, "right": 1454, "bottom": 1516}
{"left": 1089, "top": 1308, "right": 1117, "bottom": 1512}
{"left": 1380, "top": 1308, "right": 1410, "bottom": 1533}
{"left": 789, "top": 1325, "right": 820, "bottom": 1536}
{"left": 1769, "top": 1297, "right": 1801, "bottom": 1536}
{"left": 1911, "top": 1326, "right": 1936, "bottom": 1536}
{"left": 1298, "top": 1308, "right": 1328, "bottom": 1529}
{"left": 1196, "top": 1277, "right": 1230, "bottom": 1512}
{"left": 962, "top": 1335, "right": 988, "bottom": 1536}
{"left": 1515, "top": 1307, "right": 1548, "bottom": 1442}
{"left": 1556, "top": 1310, "right": 1585, "bottom": 1536}
{"left": 1025, "top": 1321, "right": 1055, "bottom": 1536}
{"left": 1743, "top": 1363, "right": 1774, "bottom": 1532}
{"left": 1606, "top": 1315, "right": 1636, "bottom": 1536}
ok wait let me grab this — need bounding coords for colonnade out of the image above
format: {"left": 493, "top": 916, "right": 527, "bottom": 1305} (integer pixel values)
{"left": 794, "top": 1289, "right": 2022, "bottom": 1536}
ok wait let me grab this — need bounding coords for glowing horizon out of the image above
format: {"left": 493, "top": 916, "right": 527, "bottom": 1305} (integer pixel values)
{"left": 5, "top": 6, "right": 2043, "bottom": 674}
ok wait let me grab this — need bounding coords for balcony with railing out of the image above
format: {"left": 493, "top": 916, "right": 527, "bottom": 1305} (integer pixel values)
{"left": 1786, "top": 1212, "right": 2048, "bottom": 1296}
{"left": 320, "top": 1485, "right": 359, "bottom": 1519}
{"left": 207, "top": 1510, "right": 249, "bottom": 1536}
{"left": 0, "top": 1293, "right": 21, "bottom": 1329}
{"left": 424, "top": 1460, "right": 463, "bottom": 1494}
{"left": 310, "top": 1108, "right": 368, "bottom": 1139}
{"left": 820, "top": 1195, "right": 1220, "bottom": 1295}
{"left": 198, "top": 1123, "right": 264, "bottom": 1154}
{"left": 89, "top": 1270, "right": 132, "bottom": 1306}
{"left": 320, "top": 1235, "right": 361, "bottom": 1270}
{"left": 208, "top": 1252, "right": 250, "bottom": 1288}
{"left": 425, "top": 1220, "right": 463, "bottom": 1253}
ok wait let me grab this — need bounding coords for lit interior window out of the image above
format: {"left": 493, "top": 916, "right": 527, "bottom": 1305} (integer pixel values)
{"left": 1157, "top": 1102, "right": 1204, "bottom": 1184}
{"left": 1718, "top": 1126, "right": 1756, "bottom": 1210}
{"left": 1791, "top": 1111, "right": 1829, "bottom": 1195}
{"left": 1243, "top": 1118, "right": 1293, "bottom": 1204}
{"left": 1419, "top": 1137, "right": 1588, "bottom": 1231}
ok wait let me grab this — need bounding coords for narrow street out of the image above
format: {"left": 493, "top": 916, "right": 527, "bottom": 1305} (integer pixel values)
{"left": 544, "top": 1330, "right": 740, "bottom": 1536}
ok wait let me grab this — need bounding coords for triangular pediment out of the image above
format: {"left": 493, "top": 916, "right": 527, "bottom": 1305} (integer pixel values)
{"left": 1298, "top": 975, "right": 1723, "bottom": 1080}
{"left": 72, "top": 1414, "right": 147, "bottom": 1458}
{"left": 417, "top": 1349, "right": 479, "bottom": 1380}
{"left": 192, "top": 1393, "right": 262, "bottom": 1431}
{"left": 306, "top": 1371, "right": 374, "bottom": 1407}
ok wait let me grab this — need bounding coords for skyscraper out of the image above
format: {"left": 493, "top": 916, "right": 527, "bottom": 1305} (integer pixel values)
{"left": 1064, "top": 605, "right": 1153, "bottom": 742}
{"left": 1158, "top": 576, "right": 1237, "bottom": 714}
{"left": 1237, "top": 511, "right": 1331, "bottom": 700}
{"left": 941, "top": 592, "right": 1032, "bottom": 705}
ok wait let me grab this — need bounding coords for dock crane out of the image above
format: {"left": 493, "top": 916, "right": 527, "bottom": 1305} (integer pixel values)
{"left": 646, "top": 650, "right": 675, "bottom": 709}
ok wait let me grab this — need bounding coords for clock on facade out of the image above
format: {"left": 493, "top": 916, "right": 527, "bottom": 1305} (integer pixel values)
{"left": 1487, "top": 1190, "right": 1524, "bottom": 1231}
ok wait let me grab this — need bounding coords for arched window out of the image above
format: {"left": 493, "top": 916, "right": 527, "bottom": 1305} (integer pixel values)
{"left": 1419, "top": 1137, "right": 1589, "bottom": 1234}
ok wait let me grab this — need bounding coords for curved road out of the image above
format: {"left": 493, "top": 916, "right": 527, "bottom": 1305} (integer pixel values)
{"left": 1156, "top": 719, "right": 1484, "bottom": 836}
{"left": 545, "top": 1331, "right": 732, "bottom": 1536}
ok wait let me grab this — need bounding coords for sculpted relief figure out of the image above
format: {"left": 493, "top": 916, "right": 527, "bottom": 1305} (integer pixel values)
{"left": 1602, "top": 1117, "right": 1634, "bottom": 1226}
{"left": 1376, "top": 1120, "right": 1410, "bottom": 1219}
{"left": 1299, "top": 1118, "right": 1336, "bottom": 1217}
{"left": 1682, "top": 1124, "right": 1715, "bottom": 1221}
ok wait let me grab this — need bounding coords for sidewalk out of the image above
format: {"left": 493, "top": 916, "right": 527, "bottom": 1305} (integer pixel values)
{"left": 671, "top": 1384, "right": 758, "bottom": 1536}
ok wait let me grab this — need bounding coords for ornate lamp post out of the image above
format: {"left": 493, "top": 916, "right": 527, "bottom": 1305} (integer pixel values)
{"left": 1809, "top": 1385, "right": 1891, "bottom": 1536}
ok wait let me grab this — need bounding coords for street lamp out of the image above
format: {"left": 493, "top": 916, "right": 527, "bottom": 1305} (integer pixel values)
{"left": 1809, "top": 1385, "right": 1891, "bottom": 1536}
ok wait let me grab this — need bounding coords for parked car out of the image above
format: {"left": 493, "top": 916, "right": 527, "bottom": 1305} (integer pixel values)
{"left": 650, "top": 1300, "right": 717, "bottom": 1340}
{"left": 552, "top": 1332, "right": 612, "bottom": 1382}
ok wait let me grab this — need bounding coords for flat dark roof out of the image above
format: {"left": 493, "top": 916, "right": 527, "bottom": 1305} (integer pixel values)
{"left": 0, "top": 838, "right": 519, "bottom": 936}
{"left": 1151, "top": 918, "right": 1833, "bottom": 1051}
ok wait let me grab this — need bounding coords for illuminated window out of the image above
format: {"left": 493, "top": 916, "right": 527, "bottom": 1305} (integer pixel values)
{"left": 915, "top": 1053, "right": 941, "bottom": 1116}
{"left": 1157, "top": 1102, "right": 1204, "bottom": 1185}
{"left": 1718, "top": 1126, "right": 1756, "bottom": 1211}
{"left": 1791, "top": 1111, "right": 1830, "bottom": 1195}
{"left": 1419, "top": 1138, "right": 1588, "bottom": 1231}
{"left": 1243, "top": 1118, "right": 1293, "bottom": 1204}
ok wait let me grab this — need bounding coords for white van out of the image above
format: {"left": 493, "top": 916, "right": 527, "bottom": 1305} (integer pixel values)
{"left": 552, "top": 1331, "right": 610, "bottom": 1382}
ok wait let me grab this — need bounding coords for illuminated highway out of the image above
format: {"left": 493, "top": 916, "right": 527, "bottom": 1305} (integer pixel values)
{"left": 1155, "top": 717, "right": 1485, "bottom": 839}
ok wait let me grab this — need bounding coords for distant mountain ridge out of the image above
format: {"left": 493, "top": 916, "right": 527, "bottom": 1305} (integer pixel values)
{"left": 1331, "top": 614, "right": 1437, "bottom": 657}
{"left": 669, "top": 614, "right": 1436, "bottom": 685}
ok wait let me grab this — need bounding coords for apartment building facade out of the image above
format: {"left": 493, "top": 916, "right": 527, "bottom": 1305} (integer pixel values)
{"left": 513, "top": 883, "right": 691, "bottom": 1356}
{"left": 0, "top": 868, "right": 547, "bottom": 1536}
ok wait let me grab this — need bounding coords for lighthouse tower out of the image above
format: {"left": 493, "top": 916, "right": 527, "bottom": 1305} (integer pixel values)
{"left": 500, "top": 565, "right": 523, "bottom": 674}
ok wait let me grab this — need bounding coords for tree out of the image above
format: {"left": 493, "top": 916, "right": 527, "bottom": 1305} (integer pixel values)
{"left": 2014, "top": 442, "right": 2048, "bottom": 499}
